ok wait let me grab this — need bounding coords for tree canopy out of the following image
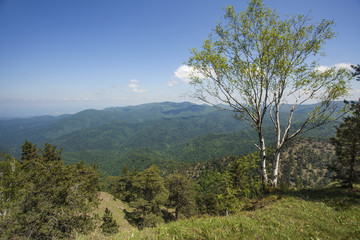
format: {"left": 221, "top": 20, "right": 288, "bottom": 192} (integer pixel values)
{"left": 123, "top": 165, "right": 169, "bottom": 229}
{"left": 0, "top": 141, "right": 100, "bottom": 239}
{"left": 329, "top": 100, "right": 360, "bottom": 188}
{"left": 166, "top": 172, "right": 196, "bottom": 219}
{"left": 188, "top": 0, "right": 351, "bottom": 188}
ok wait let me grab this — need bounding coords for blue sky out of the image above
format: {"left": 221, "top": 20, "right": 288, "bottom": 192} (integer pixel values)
{"left": 0, "top": 0, "right": 359, "bottom": 118}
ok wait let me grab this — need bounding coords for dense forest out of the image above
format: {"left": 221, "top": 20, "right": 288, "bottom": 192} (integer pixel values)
{"left": 0, "top": 102, "right": 338, "bottom": 177}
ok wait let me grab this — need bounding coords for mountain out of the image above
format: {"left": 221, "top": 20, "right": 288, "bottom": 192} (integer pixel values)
{"left": 0, "top": 101, "right": 339, "bottom": 176}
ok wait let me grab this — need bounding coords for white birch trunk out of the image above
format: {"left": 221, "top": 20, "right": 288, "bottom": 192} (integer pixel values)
{"left": 272, "top": 150, "right": 281, "bottom": 187}
{"left": 259, "top": 136, "right": 268, "bottom": 189}
{"left": 272, "top": 103, "right": 281, "bottom": 188}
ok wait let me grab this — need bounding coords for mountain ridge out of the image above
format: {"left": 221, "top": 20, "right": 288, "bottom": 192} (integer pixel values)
{"left": 0, "top": 101, "right": 339, "bottom": 176}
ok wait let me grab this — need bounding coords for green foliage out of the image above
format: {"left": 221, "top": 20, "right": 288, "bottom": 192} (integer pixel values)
{"left": 101, "top": 208, "right": 119, "bottom": 235}
{"left": 166, "top": 173, "right": 196, "bottom": 219}
{"left": 21, "top": 139, "right": 40, "bottom": 162}
{"left": 109, "top": 166, "right": 138, "bottom": 203}
{"left": 187, "top": 0, "right": 351, "bottom": 189}
{"left": 0, "top": 152, "right": 21, "bottom": 219}
{"left": 329, "top": 102, "right": 360, "bottom": 188}
{"left": 195, "top": 153, "right": 262, "bottom": 216}
{"left": 195, "top": 170, "right": 224, "bottom": 215}
{"left": 0, "top": 141, "right": 100, "bottom": 239}
{"left": 124, "top": 165, "right": 169, "bottom": 229}
{"left": 227, "top": 154, "right": 262, "bottom": 198}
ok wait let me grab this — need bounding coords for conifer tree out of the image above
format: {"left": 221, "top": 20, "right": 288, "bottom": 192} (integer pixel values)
{"left": 21, "top": 139, "right": 39, "bottom": 162}
{"left": 1, "top": 141, "right": 100, "bottom": 239}
{"left": 109, "top": 166, "right": 137, "bottom": 203}
{"left": 166, "top": 173, "right": 196, "bottom": 219}
{"left": 0, "top": 152, "right": 20, "bottom": 219}
{"left": 195, "top": 171, "right": 224, "bottom": 215}
{"left": 100, "top": 208, "right": 119, "bottom": 235}
{"left": 329, "top": 102, "right": 360, "bottom": 188}
{"left": 125, "top": 165, "right": 168, "bottom": 229}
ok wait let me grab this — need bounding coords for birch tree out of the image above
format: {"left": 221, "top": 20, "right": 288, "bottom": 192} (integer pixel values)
{"left": 187, "top": 0, "right": 351, "bottom": 188}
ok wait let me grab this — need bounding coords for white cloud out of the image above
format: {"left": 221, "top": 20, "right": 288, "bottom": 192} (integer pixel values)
{"left": 128, "top": 79, "right": 148, "bottom": 93}
{"left": 316, "top": 62, "right": 352, "bottom": 72}
{"left": 315, "top": 65, "right": 330, "bottom": 72}
{"left": 173, "top": 65, "right": 210, "bottom": 83}
{"left": 334, "top": 63, "right": 353, "bottom": 70}
{"left": 174, "top": 65, "right": 193, "bottom": 82}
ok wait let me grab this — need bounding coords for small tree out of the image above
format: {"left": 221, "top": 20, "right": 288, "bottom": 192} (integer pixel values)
{"left": 109, "top": 165, "right": 135, "bottom": 202}
{"left": 329, "top": 101, "right": 360, "bottom": 188}
{"left": 100, "top": 208, "right": 119, "bottom": 235}
{"left": 195, "top": 171, "right": 224, "bottom": 215}
{"left": 21, "top": 139, "right": 40, "bottom": 162}
{"left": 166, "top": 173, "right": 196, "bottom": 219}
{"left": 126, "top": 165, "right": 168, "bottom": 229}
{"left": 188, "top": 0, "right": 351, "bottom": 188}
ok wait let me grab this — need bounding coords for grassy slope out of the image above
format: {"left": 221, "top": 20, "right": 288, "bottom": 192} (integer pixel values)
{"left": 80, "top": 185, "right": 360, "bottom": 240}
{"left": 94, "top": 192, "right": 135, "bottom": 232}
{"left": 77, "top": 192, "right": 134, "bottom": 238}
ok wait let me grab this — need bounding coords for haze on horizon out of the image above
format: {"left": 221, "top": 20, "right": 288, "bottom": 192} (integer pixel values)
{"left": 1, "top": 0, "right": 359, "bottom": 118}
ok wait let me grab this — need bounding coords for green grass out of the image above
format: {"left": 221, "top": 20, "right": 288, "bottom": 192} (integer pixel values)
{"left": 76, "top": 192, "right": 135, "bottom": 239}
{"left": 78, "top": 185, "right": 360, "bottom": 239}
{"left": 94, "top": 192, "right": 135, "bottom": 232}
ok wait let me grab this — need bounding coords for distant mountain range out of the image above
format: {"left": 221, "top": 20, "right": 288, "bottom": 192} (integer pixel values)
{"left": 0, "top": 101, "right": 339, "bottom": 176}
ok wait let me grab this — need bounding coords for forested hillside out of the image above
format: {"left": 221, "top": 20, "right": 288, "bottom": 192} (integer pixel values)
{"left": 0, "top": 102, "right": 338, "bottom": 176}
{"left": 175, "top": 137, "right": 335, "bottom": 189}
